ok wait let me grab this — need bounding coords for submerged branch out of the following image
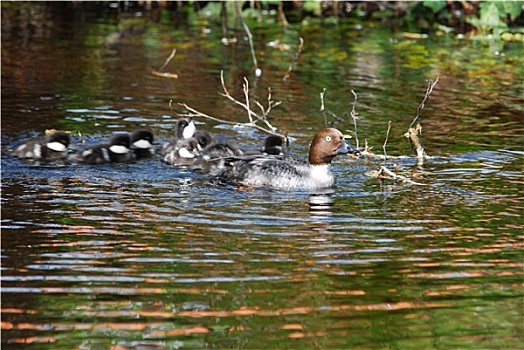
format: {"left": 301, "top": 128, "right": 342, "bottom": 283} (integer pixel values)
{"left": 404, "top": 123, "right": 427, "bottom": 163}
{"left": 151, "top": 48, "right": 178, "bottom": 79}
{"left": 405, "top": 75, "right": 439, "bottom": 161}
{"left": 370, "top": 166, "right": 426, "bottom": 186}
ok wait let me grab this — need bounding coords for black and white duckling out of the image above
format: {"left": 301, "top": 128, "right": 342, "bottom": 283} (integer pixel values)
{"left": 163, "top": 138, "right": 201, "bottom": 166}
{"left": 193, "top": 130, "right": 216, "bottom": 151}
{"left": 262, "top": 135, "right": 285, "bottom": 155}
{"left": 243, "top": 135, "right": 286, "bottom": 156}
{"left": 130, "top": 129, "right": 155, "bottom": 159}
{"left": 13, "top": 130, "right": 70, "bottom": 160}
{"left": 68, "top": 133, "right": 132, "bottom": 164}
{"left": 159, "top": 118, "right": 197, "bottom": 157}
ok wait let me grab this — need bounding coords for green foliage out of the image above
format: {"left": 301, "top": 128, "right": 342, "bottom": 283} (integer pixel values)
{"left": 467, "top": 1, "right": 523, "bottom": 37}
{"left": 422, "top": 0, "right": 447, "bottom": 14}
{"left": 303, "top": 0, "right": 322, "bottom": 17}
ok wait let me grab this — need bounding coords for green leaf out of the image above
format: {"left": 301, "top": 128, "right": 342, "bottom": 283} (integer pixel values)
{"left": 303, "top": 0, "right": 321, "bottom": 17}
{"left": 494, "top": 1, "right": 523, "bottom": 20}
{"left": 422, "top": 0, "right": 447, "bottom": 13}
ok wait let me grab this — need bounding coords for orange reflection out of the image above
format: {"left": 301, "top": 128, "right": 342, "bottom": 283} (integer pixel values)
{"left": 280, "top": 324, "right": 303, "bottom": 330}
{"left": 10, "top": 336, "right": 57, "bottom": 344}
{"left": 148, "top": 326, "right": 211, "bottom": 337}
{"left": 1, "top": 308, "right": 37, "bottom": 314}
{"left": 324, "top": 290, "right": 366, "bottom": 296}
{"left": 288, "top": 331, "right": 328, "bottom": 338}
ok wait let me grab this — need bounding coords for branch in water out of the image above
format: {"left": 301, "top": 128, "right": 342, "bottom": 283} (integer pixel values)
{"left": 383, "top": 121, "right": 392, "bottom": 168}
{"left": 349, "top": 89, "right": 360, "bottom": 150}
{"left": 319, "top": 88, "right": 344, "bottom": 128}
{"left": 405, "top": 75, "right": 439, "bottom": 161}
{"left": 410, "top": 75, "right": 440, "bottom": 128}
{"left": 151, "top": 48, "right": 178, "bottom": 79}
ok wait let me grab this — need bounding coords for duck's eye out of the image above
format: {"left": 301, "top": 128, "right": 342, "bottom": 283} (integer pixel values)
{"left": 325, "top": 136, "right": 332, "bottom": 142}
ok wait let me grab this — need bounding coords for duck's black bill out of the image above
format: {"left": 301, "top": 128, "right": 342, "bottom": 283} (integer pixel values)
{"left": 337, "top": 140, "right": 361, "bottom": 156}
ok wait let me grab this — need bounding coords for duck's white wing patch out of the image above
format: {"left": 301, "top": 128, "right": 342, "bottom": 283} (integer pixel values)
{"left": 178, "top": 147, "right": 195, "bottom": 158}
{"left": 46, "top": 141, "right": 67, "bottom": 152}
{"left": 133, "top": 139, "right": 152, "bottom": 149}
{"left": 33, "top": 144, "right": 42, "bottom": 159}
{"left": 109, "top": 145, "right": 129, "bottom": 154}
{"left": 16, "top": 144, "right": 27, "bottom": 152}
{"left": 102, "top": 148, "right": 110, "bottom": 162}
{"left": 82, "top": 149, "right": 93, "bottom": 157}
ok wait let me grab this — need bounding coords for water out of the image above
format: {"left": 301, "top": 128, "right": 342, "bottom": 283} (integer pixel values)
{"left": 2, "top": 3, "right": 523, "bottom": 349}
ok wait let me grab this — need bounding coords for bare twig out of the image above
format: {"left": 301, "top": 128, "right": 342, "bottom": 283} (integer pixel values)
{"left": 283, "top": 37, "right": 304, "bottom": 81}
{"left": 405, "top": 75, "right": 439, "bottom": 161}
{"left": 175, "top": 71, "right": 284, "bottom": 139}
{"left": 383, "top": 121, "right": 392, "bottom": 168}
{"left": 319, "top": 88, "right": 344, "bottom": 127}
{"left": 254, "top": 87, "right": 282, "bottom": 131}
{"left": 277, "top": 2, "right": 289, "bottom": 26}
{"left": 177, "top": 103, "right": 284, "bottom": 139}
{"left": 349, "top": 90, "right": 360, "bottom": 150}
{"left": 219, "top": 71, "right": 279, "bottom": 131}
{"left": 159, "top": 48, "right": 177, "bottom": 72}
{"left": 410, "top": 75, "right": 440, "bottom": 128}
{"left": 320, "top": 88, "right": 328, "bottom": 127}
{"left": 235, "top": 1, "right": 260, "bottom": 76}
{"left": 242, "top": 77, "right": 253, "bottom": 124}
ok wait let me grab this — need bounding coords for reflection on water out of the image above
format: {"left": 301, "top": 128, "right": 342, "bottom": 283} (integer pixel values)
{"left": 2, "top": 3, "right": 523, "bottom": 349}
{"left": 309, "top": 192, "right": 335, "bottom": 218}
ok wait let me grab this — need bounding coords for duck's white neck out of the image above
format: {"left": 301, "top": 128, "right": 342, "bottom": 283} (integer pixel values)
{"left": 310, "top": 164, "right": 331, "bottom": 179}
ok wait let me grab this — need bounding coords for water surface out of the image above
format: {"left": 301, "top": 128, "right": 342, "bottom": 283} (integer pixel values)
{"left": 2, "top": 3, "right": 523, "bottom": 349}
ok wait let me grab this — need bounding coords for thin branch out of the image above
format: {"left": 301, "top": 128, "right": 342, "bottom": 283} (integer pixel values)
{"left": 383, "top": 121, "right": 392, "bottom": 168}
{"left": 152, "top": 48, "right": 178, "bottom": 79}
{"left": 177, "top": 103, "right": 284, "bottom": 138}
{"left": 277, "top": 2, "right": 289, "bottom": 26}
{"left": 320, "top": 88, "right": 328, "bottom": 127}
{"left": 235, "top": 1, "right": 260, "bottom": 76}
{"left": 220, "top": 71, "right": 259, "bottom": 121}
{"left": 158, "top": 48, "right": 177, "bottom": 72}
{"left": 254, "top": 87, "right": 282, "bottom": 131}
{"left": 175, "top": 71, "right": 284, "bottom": 139}
{"left": 410, "top": 75, "right": 440, "bottom": 128}
{"left": 219, "top": 71, "right": 279, "bottom": 131}
{"left": 243, "top": 77, "right": 253, "bottom": 124}
{"left": 349, "top": 90, "right": 360, "bottom": 150}
{"left": 283, "top": 37, "right": 304, "bottom": 82}
{"left": 319, "top": 88, "right": 345, "bottom": 127}
{"left": 405, "top": 75, "right": 439, "bottom": 160}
